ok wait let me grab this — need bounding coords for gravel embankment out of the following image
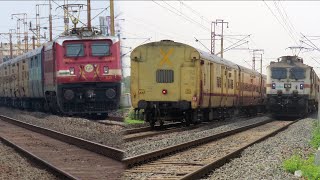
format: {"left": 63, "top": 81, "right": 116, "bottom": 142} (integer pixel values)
{"left": 109, "top": 108, "right": 130, "bottom": 118}
{"left": 0, "top": 107, "right": 123, "bottom": 149}
{"left": 203, "top": 118, "right": 315, "bottom": 180}
{"left": 125, "top": 116, "right": 270, "bottom": 157}
{"left": 0, "top": 141, "right": 57, "bottom": 179}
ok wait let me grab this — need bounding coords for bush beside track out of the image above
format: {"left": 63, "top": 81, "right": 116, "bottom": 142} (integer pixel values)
{"left": 283, "top": 120, "right": 320, "bottom": 179}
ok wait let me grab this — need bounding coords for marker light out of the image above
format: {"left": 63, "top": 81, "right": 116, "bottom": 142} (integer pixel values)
{"left": 69, "top": 67, "right": 75, "bottom": 75}
{"left": 104, "top": 66, "right": 109, "bottom": 74}
{"left": 162, "top": 89, "right": 168, "bottom": 95}
{"left": 272, "top": 83, "right": 276, "bottom": 89}
{"left": 300, "top": 84, "right": 304, "bottom": 90}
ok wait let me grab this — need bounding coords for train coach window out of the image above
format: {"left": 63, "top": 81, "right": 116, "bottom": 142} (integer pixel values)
{"left": 66, "top": 44, "right": 85, "bottom": 57}
{"left": 271, "top": 67, "right": 287, "bottom": 79}
{"left": 217, "top": 77, "right": 222, "bottom": 88}
{"left": 156, "top": 69, "right": 174, "bottom": 83}
{"left": 290, "top": 67, "right": 305, "bottom": 80}
{"left": 91, "top": 43, "right": 110, "bottom": 57}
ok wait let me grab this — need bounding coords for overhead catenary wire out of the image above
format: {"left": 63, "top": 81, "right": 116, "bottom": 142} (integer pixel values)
{"left": 278, "top": 1, "right": 299, "bottom": 37}
{"left": 273, "top": 1, "right": 297, "bottom": 40}
{"left": 152, "top": 0, "right": 210, "bottom": 32}
{"left": 274, "top": 1, "right": 302, "bottom": 50}
{"left": 216, "top": 34, "right": 251, "bottom": 55}
{"left": 194, "top": 37, "right": 211, "bottom": 53}
{"left": 262, "top": 0, "right": 299, "bottom": 46}
{"left": 178, "top": 1, "right": 211, "bottom": 24}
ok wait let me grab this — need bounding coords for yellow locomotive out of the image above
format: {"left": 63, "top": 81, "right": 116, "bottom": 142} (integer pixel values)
{"left": 130, "top": 40, "right": 266, "bottom": 127}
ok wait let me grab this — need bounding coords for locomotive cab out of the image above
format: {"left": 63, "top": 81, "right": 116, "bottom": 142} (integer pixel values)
{"left": 266, "top": 56, "right": 319, "bottom": 117}
{"left": 52, "top": 34, "right": 122, "bottom": 115}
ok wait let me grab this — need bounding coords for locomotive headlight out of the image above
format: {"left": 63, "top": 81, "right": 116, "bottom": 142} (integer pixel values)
{"left": 64, "top": 89, "right": 74, "bottom": 101}
{"left": 272, "top": 83, "right": 276, "bottom": 89}
{"left": 104, "top": 66, "right": 109, "bottom": 74}
{"left": 69, "top": 67, "right": 75, "bottom": 75}
{"left": 106, "top": 88, "right": 116, "bottom": 99}
{"left": 300, "top": 84, "right": 304, "bottom": 90}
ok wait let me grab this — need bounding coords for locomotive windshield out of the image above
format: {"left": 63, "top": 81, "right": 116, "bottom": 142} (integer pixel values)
{"left": 91, "top": 43, "right": 110, "bottom": 57}
{"left": 66, "top": 44, "right": 84, "bottom": 57}
{"left": 290, "top": 67, "right": 305, "bottom": 79}
{"left": 271, "top": 67, "right": 287, "bottom": 79}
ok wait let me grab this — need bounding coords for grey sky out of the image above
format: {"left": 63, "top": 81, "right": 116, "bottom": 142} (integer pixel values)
{"left": 1, "top": 1, "right": 320, "bottom": 77}
{"left": 119, "top": 1, "right": 320, "bottom": 77}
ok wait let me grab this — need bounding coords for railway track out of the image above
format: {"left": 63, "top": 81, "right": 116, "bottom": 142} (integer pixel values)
{"left": 97, "top": 116, "right": 125, "bottom": 127}
{"left": 123, "top": 122, "right": 183, "bottom": 141}
{"left": 108, "top": 116, "right": 124, "bottom": 122}
{"left": 0, "top": 115, "right": 124, "bottom": 179}
{"left": 123, "top": 114, "right": 266, "bottom": 142}
{"left": 123, "top": 118, "right": 298, "bottom": 179}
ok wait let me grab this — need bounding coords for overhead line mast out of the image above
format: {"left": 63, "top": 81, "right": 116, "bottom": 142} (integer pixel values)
{"left": 110, "top": 0, "right": 115, "bottom": 36}
{"left": 87, "top": 0, "right": 91, "bottom": 29}
{"left": 251, "top": 49, "right": 264, "bottom": 74}
{"left": 211, "top": 19, "right": 229, "bottom": 58}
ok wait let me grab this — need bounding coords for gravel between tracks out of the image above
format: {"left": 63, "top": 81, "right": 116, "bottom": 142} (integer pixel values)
{"left": 0, "top": 107, "right": 123, "bottom": 149}
{"left": 0, "top": 141, "right": 57, "bottom": 179}
{"left": 203, "top": 118, "right": 315, "bottom": 180}
{"left": 125, "top": 116, "right": 270, "bottom": 157}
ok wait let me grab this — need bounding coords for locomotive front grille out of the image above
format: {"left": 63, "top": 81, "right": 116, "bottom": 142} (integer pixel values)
{"left": 58, "top": 83, "right": 121, "bottom": 113}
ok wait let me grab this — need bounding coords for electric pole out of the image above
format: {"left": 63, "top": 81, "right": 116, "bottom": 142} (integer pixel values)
{"left": 63, "top": 0, "right": 69, "bottom": 35}
{"left": 0, "top": 32, "right": 13, "bottom": 59}
{"left": 49, "top": 0, "right": 52, "bottom": 41}
{"left": 211, "top": 19, "right": 229, "bottom": 58}
{"left": 36, "top": 5, "right": 41, "bottom": 46}
{"left": 0, "top": 29, "right": 24, "bottom": 59}
{"left": 34, "top": 3, "right": 52, "bottom": 45}
{"left": 11, "top": 13, "right": 28, "bottom": 54}
{"left": 210, "top": 22, "right": 215, "bottom": 55}
{"left": 251, "top": 49, "right": 264, "bottom": 73}
{"left": 87, "top": 0, "right": 91, "bottom": 29}
{"left": 110, "top": 0, "right": 115, "bottom": 36}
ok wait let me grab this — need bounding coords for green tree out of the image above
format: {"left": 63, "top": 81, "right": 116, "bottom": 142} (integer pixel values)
{"left": 122, "top": 76, "right": 130, "bottom": 93}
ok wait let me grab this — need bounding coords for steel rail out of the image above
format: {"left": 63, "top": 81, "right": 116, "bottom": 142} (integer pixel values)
{"left": 123, "top": 122, "right": 182, "bottom": 135}
{"left": 180, "top": 119, "right": 299, "bottom": 180}
{"left": 0, "top": 115, "right": 124, "bottom": 161}
{"left": 123, "top": 118, "right": 273, "bottom": 167}
{"left": 0, "top": 136, "right": 79, "bottom": 180}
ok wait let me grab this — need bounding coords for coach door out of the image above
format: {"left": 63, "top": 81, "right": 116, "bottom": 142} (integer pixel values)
{"left": 240, "top": 72, "right": 244, "bottom": 105}
{"left": 220, "top": 66, "right": 226, "bottom": 106}
{"left": 200, "top": 60, "right": 210, "bottom": 108}
{"left": 180, "top": 66, "right": 195, "bottom": 102}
